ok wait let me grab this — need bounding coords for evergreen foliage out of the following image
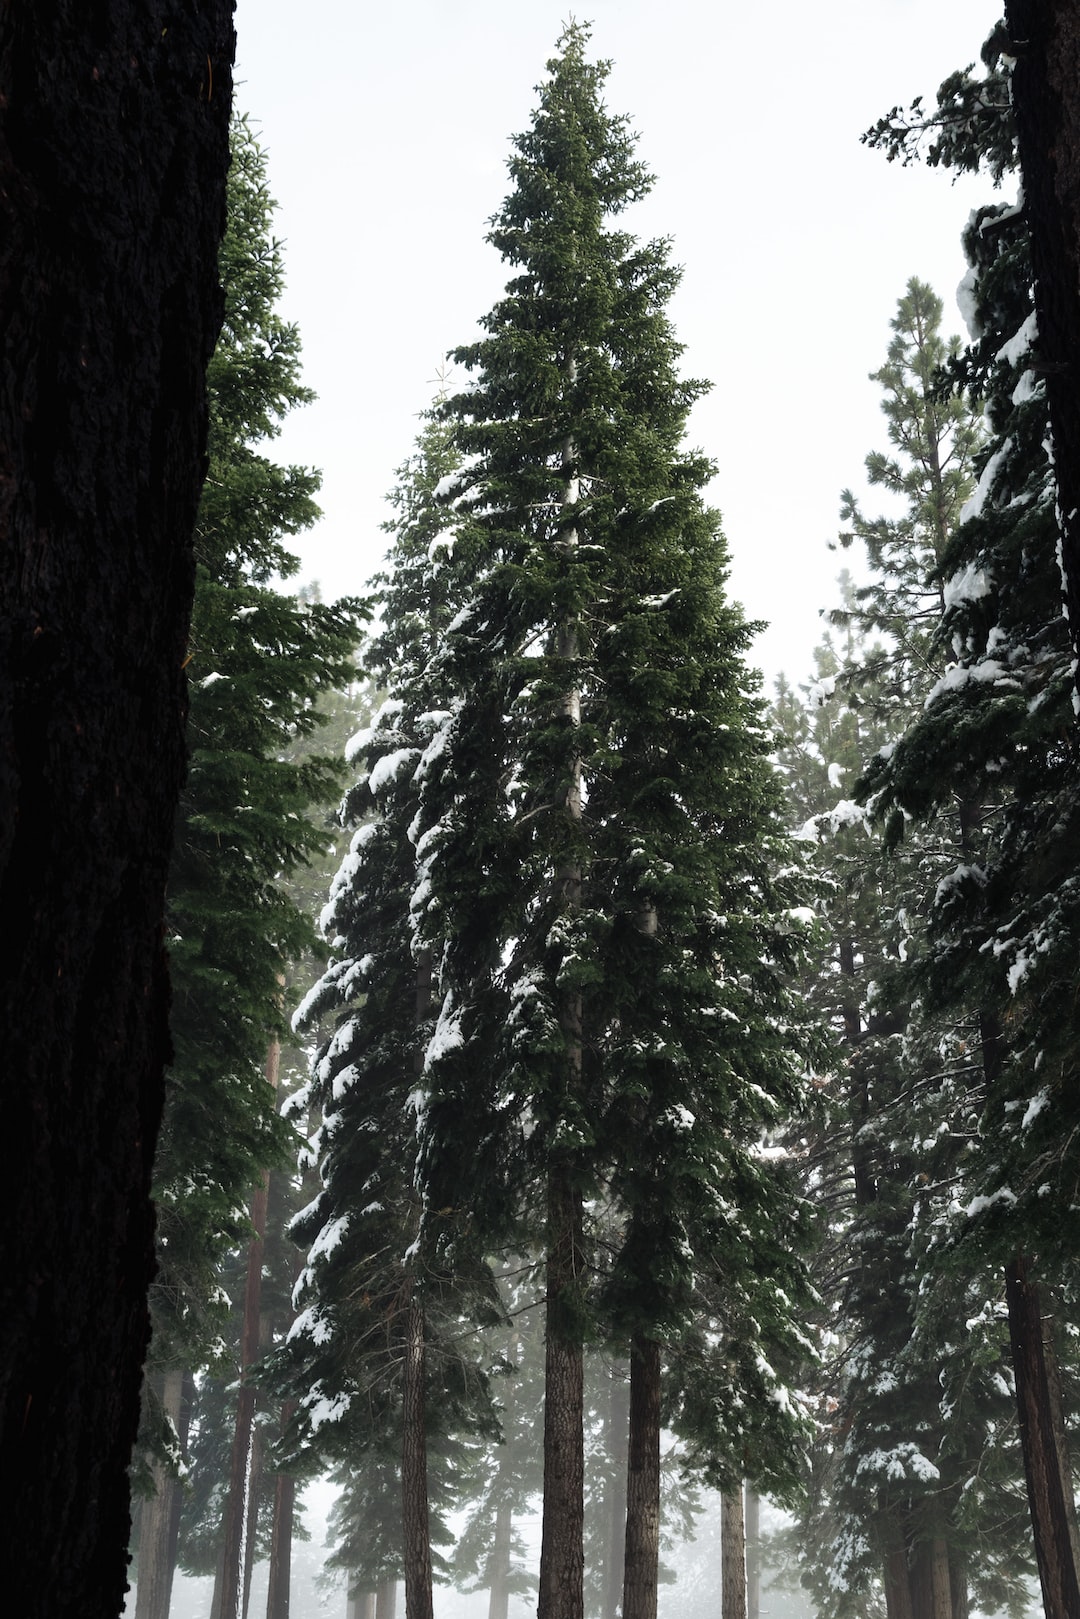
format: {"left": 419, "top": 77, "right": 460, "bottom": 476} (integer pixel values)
{"left": 133, "top": 125, "right": 366, "bottom": 1588}
{"left": 771, "top": 282, "right": 1035, "bottom": 1618}
{"left": 398, "top": 27, "right": 826, "bottom": 1544}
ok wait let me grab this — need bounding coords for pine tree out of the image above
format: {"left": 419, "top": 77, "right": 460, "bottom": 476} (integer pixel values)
{"left": 863, "top": 38, "right": 1080, "bottom": 1618}
{"left": 400, "top": 29, "right": 822, "bottom": 1619}
{"left": 278, "top": 405, "right": 501, "bottom": 1619}
{"left": 132, "top": 114, "right": 366, "bottom": 1619}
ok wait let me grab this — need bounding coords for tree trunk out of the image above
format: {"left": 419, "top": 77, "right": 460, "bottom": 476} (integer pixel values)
{"left": 165, "top": 1371, "right": 197, "bottom": 1618}
{"left": 265, "top": 1400, "right": 297, "bottom": 1619}
{"left": 880, "top": 1506, "right": 914, "bottom": 1619}
{"left": 602, "top": 1364, "right": 630, "bottom": 1619}
{"left": 0, "top": 7, "right": 234, "bottom": 1614}
{"left": 1004, "top": 0, "right": 1080, "bottom": 692}
{"left": 402, "top": 1292, "right": 434, "bottom": 1619}
{"left": 744, "top": 1487, "right": 760, "bottom": 1619}
{"left": 1005, "top": 1254, "right": 1080, "bottom": 1619}
{"left": 241, "top": 1419, "right": 264, "bottom": 1619}
{"left": 721, "top": 1489, "right": 746, "bottom": 1619}
{"left": 622, "top": 1339, "right": 661, "bottom": 1619}
{"left": 135, "top": 1366, "right": 188, "bottom": 1619}
{"left": 948, "top": 1546, "right": 969, "bottom": 1619}
{"left": 909, "top": 1536, "right": 952, "bottom": 1619}
{"left": 375, "top": 1580, "right": 398, "bottom": 1619}
{"left": 487, "top": 1496, "right": 513, "bottom": 1619}
{"left": 538, "top": 1166, "right": 585, "bottom": 1619}
{"left": 219, "top": 1045, "right": 279, "bottom": 1619}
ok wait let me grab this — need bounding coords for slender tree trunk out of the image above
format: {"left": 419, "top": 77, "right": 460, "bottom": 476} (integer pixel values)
{"left": 0, "top": 8, "right": 234, "bottom": 1614}
{"left": 721, "top": 1489, "right": 746, "bottom": 1619}
{"left": 539, "top": 412, "right": 586, "bottom": 1619}
{"left": 602, "top": 1364, "right": 630, "bottom": 1619}
{"left": 622, "top": 1338, "right": 661, "bottom": 1619}
{"left": 402, "top": 1292, "right": 434, "bottom": 1619}
{"left": 241, "top": 1420, "right": 264, "bottom": 1619}
{"left": 744, "top": 1487, "right": 760, "bottom": 1619}
{"left": 135, "top": 1367, "right": 188, "bottom": 1619}
{"left": 265, "top": 1400, "right": 297, "bottom": 1619}
{"left": 1004, "top": 0, "right": 1080, "bottom": 692}
{"left": 166, "top": 1371, "right": 197, "bottom": 1618}
{"left": 375, "top": 1580, "right": 397, "bottom": 1619}
{"left": 487, "top": 1496, "right": 513, "bottom": 1619}
{"left": 220, "top": 1041, "right": 279, "bottom": 1619}
{"left": 1005, "top": 1253, "right": 1080, "bottom": 1619}
{"left": 538, "top": 1167, "right": 586, "bottom": 1619}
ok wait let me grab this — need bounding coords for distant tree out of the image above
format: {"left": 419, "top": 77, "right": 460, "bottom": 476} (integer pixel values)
{"left": 0, "top": 7, "right": 235, "bottom": 1615}
{"left": 865, "top": 40, "right": 1080, "bottom": 1619}
{"left": 133, "top": 115, "right": 366, "bottom": 1619}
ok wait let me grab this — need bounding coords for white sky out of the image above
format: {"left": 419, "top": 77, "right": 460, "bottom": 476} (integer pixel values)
{"left": 231, "top": 0, "right": 1005, "bottom": 688}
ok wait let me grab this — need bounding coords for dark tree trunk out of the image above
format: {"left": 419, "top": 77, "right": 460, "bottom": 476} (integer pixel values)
{"left": 1005, "top": 1254, "right": 1080, "bottom": 1619}
{"left": 744, "top": 1488, "right": 760, "bottom": 1619}
{"left": 219, "top": 1159, "right": 273, "bottom": 1619}
{"left": 402, "top": 1292, "right": 434, "bottom": 1619}
{"left": 538, "top": 1165, "right": 585, "bottom": 1619}
{"left": 0, "top": 6, "right": 233, "bottom": 1615}
{"left": 880, "top": 1506, "right": 914, "bottom": 1619}
{"left": 135, "top": 1366, "right": 188, "bottom": 1619}
{"left": 622, "top": 1338, "right": 661, "bottom": 1619}
{"left": 721, "top": 1489, "right": 746, "bottom": 1619}
{"left": 602, "top": 1363, "right": 630, "bottom": 1619}
{"left": 1004, "top": 0, "right": 1080, "bottom": 690}
{"left": 909, "top": 1536, "right": 952, "bottom": 1619}
{"left": 265, "top": 1400, "right": 297, "bottom": 1619}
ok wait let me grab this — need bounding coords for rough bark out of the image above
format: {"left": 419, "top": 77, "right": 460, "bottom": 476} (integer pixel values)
{"left": 134, "top": 1366, "right": 188, "bottom": 1619}
{"left": 538, "top": 1168, "right": 586, "bottom": 1619}
{"left": 622, "top": 1338, "right": 661, "bottom": 1619}
{"left": 948, "top": 1547, "right": 969, "bottom": 1619}
{"left": 880, "top": 1506, "right": 914, "bottom": 1619}
{"left": 909, "top": 1536, "right": 953, "bottom": 1619}
{"left": 402, "top": 1293, "right": 434, "bottom": 1619}
{"left": 1005, "top": 1254, "right": 1080, "bottom": 1619}
{"left": 602, "top": 1364, "right": 630, "bottom": 1619}
{"left": 744, "top": 1488, "right": 760, "bottom": 1619}
{"left": 1004, "top": 0, "right": 1080, "bottom": 683}
{"left": 0, "top": 6, "right": 234, "bottom": 1614}
{"left": 721, "top": 1489, "right": 747, "bottom": 1619}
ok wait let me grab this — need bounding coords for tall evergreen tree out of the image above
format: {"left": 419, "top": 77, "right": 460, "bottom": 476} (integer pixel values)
{"left": 132, "top": 115, "right": 366, "bottom": 1619}
{"left": 864, "top": 37, "right": 1080, "bottom": 1619}
{"left": 401, "top": 29, "right": 822, "bottom": 1619}
{"left": 0, "top": 8, "right": 235, "bottom": 1614}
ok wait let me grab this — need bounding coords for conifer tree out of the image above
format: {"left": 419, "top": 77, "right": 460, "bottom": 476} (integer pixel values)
{"left": 279, "top": 405, "right": 502, "bottom": 1619}
{"left": 864, "top": 40, "right": 1080, "bottom": 1617}
{"left": 132, "top": 115, "right": 365, "bottom": 1619}
{"left": 400, "top": 29, "right": 822, "bottom": 1619}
